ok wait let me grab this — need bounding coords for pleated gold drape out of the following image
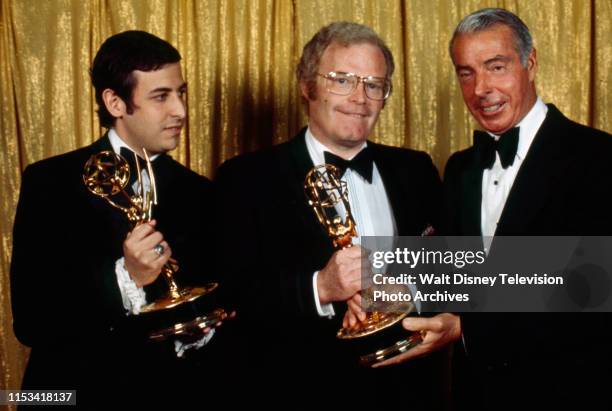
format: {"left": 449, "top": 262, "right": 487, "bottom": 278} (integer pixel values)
{"left": 1, "top": 0, "right": 610, "bottom": 398}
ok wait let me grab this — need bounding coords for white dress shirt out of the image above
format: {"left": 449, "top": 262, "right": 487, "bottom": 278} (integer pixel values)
{"left": 481, "top": 98, "right": 547, "bottom": 249}
{"left": 305, "top": 128, "right": 397, "bottom": 317}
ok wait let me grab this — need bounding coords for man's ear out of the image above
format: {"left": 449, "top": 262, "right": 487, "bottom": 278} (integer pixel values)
{"left": 101, "top": 89, "right": 126, "bottom": 119}
{"left": 299, "top": 81, "right": 311, "bottom": 101}
{"left": 527, "top": 48, "right": 537, "bottom": 82}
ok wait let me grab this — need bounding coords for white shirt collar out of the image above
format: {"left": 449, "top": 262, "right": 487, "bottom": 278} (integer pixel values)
{"left": 304, "top": 127, "right": 368, "bottom": 165}
{"left": 108, "top": 128, "right": 160, "bottom": 160}
{"left": 486, "top": 97, "right": 547, "bottom": 161}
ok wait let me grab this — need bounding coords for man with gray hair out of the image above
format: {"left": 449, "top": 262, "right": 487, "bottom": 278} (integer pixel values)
{"left": 376, "top": 7, "right": 612, "bottom": 410}
{"left": 216, "top": 21, "right": 446, "bottom": 406}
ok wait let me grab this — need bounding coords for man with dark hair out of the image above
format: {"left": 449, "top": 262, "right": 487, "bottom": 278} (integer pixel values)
{"left": 374, "top": 8, "right": 612, "bottom": 410}
{"left": 216, "top": 21, "right": 447, "bottom": 407}
{"left": 90, "top": 30, "right": 182, "bottom": 128}
{"left": 10, "top": 30, "right": 219, "bottom": 406}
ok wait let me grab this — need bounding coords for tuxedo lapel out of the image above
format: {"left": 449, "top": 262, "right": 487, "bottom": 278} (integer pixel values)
{"left": 286, "top": 128, "right": 340, "bottom": 254}
{"left": 286, "top": 129, "right": 335, "bottom": 248}
{"left": 369, "top": 143, "right": 412, "bottom": 234}
{"left": 287, "top": 128, "right": 316, "bottom": 189}
{"left": 148, "top": 153, "right": 174, "bottom": 217}
{"left": 495, "top": 105, "right": 570, "bottom": 235}
{"left": 451, "top": 147, "right": 484, "bottom": 236}
{"left": 461, "top": 165, "right": 484, "bottom": 236}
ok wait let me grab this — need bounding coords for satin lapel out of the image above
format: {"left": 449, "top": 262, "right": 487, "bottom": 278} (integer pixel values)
{"left": 368, "top": 142, "right": 413, "bottom": 235}
{"left": 286, "top": 128, "right": 335, "bottom": 250}
{"left": 460, "top": 161, "right": 484, "bottom": 236}
{"left": 495, "top": 105, "right": 569, "bottom": 235}
{"left": 149, "top": 152, "right": 173, "bottom": 217}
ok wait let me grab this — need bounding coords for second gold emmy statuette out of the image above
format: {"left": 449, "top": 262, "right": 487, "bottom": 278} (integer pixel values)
{"left": 304, "top": 163, "right": 423, "bottom": 366}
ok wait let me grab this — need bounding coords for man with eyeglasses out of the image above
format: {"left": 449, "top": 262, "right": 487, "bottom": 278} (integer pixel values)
{"left": 216, "top": 21, "right": 447, "bottom": 407}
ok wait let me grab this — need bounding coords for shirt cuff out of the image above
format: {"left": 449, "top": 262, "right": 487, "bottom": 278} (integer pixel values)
{"left": 313, "top": 271, "right": 335, "bottom": 318}
{"left": 174, "top": 330, "right": 215, "bottom": 358}
{"left": 115, "top": 257, "right": 147, "bottom": 315}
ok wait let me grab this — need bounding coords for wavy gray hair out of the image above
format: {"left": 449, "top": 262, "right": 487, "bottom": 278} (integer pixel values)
{"left": 449, "top": 8, "right": 533, "bottom": 67}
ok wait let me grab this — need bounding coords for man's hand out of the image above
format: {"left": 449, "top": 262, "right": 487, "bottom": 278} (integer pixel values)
{"left": 123, "top": 220, "right": 171, "bottom": 287}
{"left": 343, "top": 293, "right": 367, "bottom": 328}
{"left": 372, "top": 313, "right": 461, "bottom": 368}
{"left": 317, "top": 245, "right": 367, "bottom": 304}
{"left": 343, "top": 285, "right": 410, "bottom": 329}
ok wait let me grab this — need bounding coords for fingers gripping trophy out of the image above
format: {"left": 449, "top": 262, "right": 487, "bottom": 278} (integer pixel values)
{"left": 304, "top": 164, "right": 423, "bottom": 366}
{"left": 83, "top": 149, "right": 228, "bottom": 341}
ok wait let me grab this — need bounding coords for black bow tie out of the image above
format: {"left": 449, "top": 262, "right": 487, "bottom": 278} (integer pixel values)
{"left": 324, "top": 147, "right": 374, "bottom": 183}
{"left": 473, "top": 127, "right": 520, "bottom": 169}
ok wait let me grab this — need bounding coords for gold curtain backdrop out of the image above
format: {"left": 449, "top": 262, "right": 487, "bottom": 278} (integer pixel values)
{"left": 1, "top": 0, "right": 610, "bottom": 395}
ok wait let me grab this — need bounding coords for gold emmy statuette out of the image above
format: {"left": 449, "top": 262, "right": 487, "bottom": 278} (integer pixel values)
{"left": 304, "top": 164, "right": 423, "bottom": 366}
{"left": 83, "top": 149, "right": 227, "bottom": 341}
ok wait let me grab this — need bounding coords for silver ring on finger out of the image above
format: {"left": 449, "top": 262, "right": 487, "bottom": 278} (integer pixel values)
{"left": 153, "top": 243, "right": 165, "bottom": 256}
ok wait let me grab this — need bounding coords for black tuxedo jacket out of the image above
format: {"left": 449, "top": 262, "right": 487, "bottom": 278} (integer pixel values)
{"left": 215, "top": 128, "right": 448, "bottom": 406}
{"left": 444, "top": 104, "right": 612, "bottom": 409}
{"left": 10, "top": 135, "right": 218, "bottom": 405}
